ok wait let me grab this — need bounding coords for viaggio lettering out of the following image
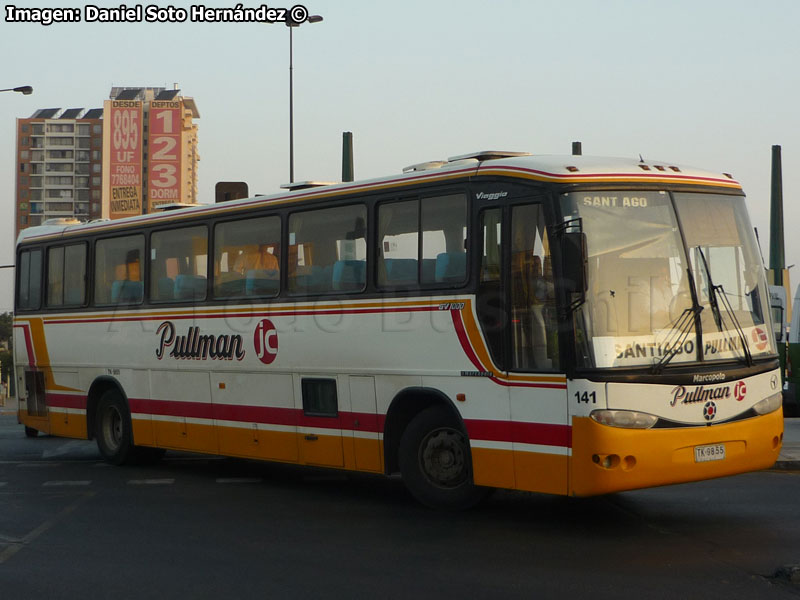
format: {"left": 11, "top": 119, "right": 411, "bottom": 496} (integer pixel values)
{"left": 156, "top": 321, "right": 245, "bottom": 361}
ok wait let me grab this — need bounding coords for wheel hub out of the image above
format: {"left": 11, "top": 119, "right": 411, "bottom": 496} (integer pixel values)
{"left": 420, "top": 428, "right": 467, "bottom": 488}
{"left": 103, "top": 406, "right": 122, "bottom": 452}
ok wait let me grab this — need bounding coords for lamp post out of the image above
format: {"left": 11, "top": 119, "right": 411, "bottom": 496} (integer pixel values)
{"left": 286, "top": 14, "right": 322, "bottom": 183}
{"left": 0, "top": 86, "right": 33, "bottom": 95}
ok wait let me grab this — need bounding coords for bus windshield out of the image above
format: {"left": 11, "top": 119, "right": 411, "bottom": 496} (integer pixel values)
{"left": 561, "top": 191, "right": 775, "bottom": 369}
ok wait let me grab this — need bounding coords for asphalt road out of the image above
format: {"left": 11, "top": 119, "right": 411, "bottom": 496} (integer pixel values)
{"left": 1, "top": 413, "right": 800, "bottom": 599}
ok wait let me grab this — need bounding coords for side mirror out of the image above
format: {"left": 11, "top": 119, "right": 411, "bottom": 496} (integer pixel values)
{"left": 561, "top": 231, "right": 587, "bottom": 298}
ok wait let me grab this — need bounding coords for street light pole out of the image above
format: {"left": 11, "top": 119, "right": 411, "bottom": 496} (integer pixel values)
{"left": 289, "top": 24, "right": 295, "bottom": 184}
{"left": 0, "top": 86, "right": 33, "bottom": 95}
{"left": 286, "top": 15, "right": 322, "bottom": 184}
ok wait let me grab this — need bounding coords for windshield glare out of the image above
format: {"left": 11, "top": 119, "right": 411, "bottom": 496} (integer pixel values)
{"left": 561, "top": 191, "right": 775, "bottom": 369}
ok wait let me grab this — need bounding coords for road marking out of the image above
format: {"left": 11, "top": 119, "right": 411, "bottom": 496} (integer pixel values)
{"left": 216, "top": 477, "right": 263, "bottom": 484}
{"left": 0, "top": 482, "right": 6, "bottom": 487}
{"left": 0, "top": 491, "right": 95, "bottom": 564}
{"left": 42, "top": 440, "right": 99, "bottom": 459}
{"left": 127, "top": 478, "right": 175, "bottom": 485}
{"left": 43, "top": 480, "right": 91, "bottom": 487}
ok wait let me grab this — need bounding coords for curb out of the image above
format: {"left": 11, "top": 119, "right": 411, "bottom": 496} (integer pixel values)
{"left": 771, "top": 460, "right": 800, "bottom": 471}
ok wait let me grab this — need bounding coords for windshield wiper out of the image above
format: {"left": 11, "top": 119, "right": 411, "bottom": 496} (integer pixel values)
{"left": 651, "top": 304, "right": 702, "bottom": 374}
{"left": 696, "top": 247, "right": 723, "bottom": 330}
{"left": 695, "top": 247, "right": 753, "bottom": 366}
{"left": 712, "top": 282, "right": 753, "bottom": 366}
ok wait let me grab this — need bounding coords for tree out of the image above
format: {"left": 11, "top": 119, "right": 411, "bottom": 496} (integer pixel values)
{"left": 0, "top": 312, "right": 13, "bottom": 397}
{"left": 0, "top": 312, "right": 11, "bottom": 350}
{"left": 0, "top": 349, "right": 12, "bottom": 396}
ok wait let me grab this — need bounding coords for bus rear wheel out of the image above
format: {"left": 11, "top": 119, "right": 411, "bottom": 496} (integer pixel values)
{"left": 399, "top": 405, "right": 488, "bottom": 510}
{"left": 95, "top": 390, "right": 136, "bottom": 465}
{"left": 24, "top": 426, "right": 38, "bottom": 438}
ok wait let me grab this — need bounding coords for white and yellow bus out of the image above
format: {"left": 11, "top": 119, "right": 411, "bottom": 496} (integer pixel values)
{"left": 13, "top": 151, "right": 783, "bottom": 508}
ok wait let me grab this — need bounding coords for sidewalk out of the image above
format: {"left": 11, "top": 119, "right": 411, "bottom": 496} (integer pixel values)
{"left": 773, "top": 442, "right": 800, "bottom": 470}
{"left": 0, "top": 394, "right": 17, "bottom": 415}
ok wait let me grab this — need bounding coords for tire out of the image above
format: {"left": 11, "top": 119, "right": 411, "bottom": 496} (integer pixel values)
{"left": 94, "top": 390, "right": 136, "bottom": 465}
{"left": 24, "top": 426, "right": 38, "bottom": 438}
{"left": 398, "top": 405, "right": 489, "bottom": 510}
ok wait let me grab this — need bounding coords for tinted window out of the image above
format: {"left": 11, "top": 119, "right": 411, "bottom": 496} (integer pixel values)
{"left": 301, "top": 379, "right": 338, "bottom": 417}
{"left": 17, "top": 248, "right": 42, "bottom": 310}
{"left": 288, "top": 205, "right": 366, "bottom": 294}
{"left": 47, "top": 243, "right": 86, "bottom": 307}
{"left": 150, "top": 226, "right": 208, "bottom": 302}
{"left": 377, "top": 192, "right": 467, "bottom": 287}
{"left": 94, "top": 235, "right": 145, "bottom": 306}
{"left": 214, "top": 216, "right": 281, "bottom": 298}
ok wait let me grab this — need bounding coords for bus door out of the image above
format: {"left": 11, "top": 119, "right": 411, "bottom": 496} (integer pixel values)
{"left": 477, "top": 200, "right": 568, "bottom": 494}
{"left": 294, "top": 374, "right": 345, "bottom": 467}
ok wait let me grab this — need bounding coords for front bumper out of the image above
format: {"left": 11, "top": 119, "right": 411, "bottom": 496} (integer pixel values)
{"left": 570, "top": 408, "right": 783, "bottom": 496}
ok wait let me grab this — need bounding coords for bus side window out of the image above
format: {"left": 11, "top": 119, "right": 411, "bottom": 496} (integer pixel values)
{"left": 288, "top": 204, "right": 366, "bottom": 294}
{"left": 47, "top": 246, "right": 65, "bottom": 307}
{"left": 378, "top": 200, "right": 418, "bottom": 287}
{"left": 214, "top": 216, "right": 281, "bottom": 298}
{"left": 47, "top": 243, "right": 87, "bottom": 307}
{"left": 17, "top": 248, "right": 43, "bottom": 310}
{"left": 377, "top": 192, "right": 468, "bottom": 288}
{"left": 421, "top": 193, "right": 467, "bottom": 285}
{"left": 94, "top": 235, "right": 144, "bottom": 306}
{"left": 150, "top": 226, "right": 208, "bottom": 302}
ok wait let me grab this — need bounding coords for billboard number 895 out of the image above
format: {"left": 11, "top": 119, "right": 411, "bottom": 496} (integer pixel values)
{"left": 113, "top": 109, "right": 139, "bottom": 151}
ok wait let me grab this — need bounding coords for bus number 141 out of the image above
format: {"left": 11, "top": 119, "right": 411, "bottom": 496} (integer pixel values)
{"left": 575, "top": 391, "right": 597, "bottom": 404}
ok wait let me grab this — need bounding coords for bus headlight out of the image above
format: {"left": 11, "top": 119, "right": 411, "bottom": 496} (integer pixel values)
{"left": 590, "top": 409, "right": 658, "bottom": 429}
{"left": 752, "top": 393, "right": 782, "bottom": 415}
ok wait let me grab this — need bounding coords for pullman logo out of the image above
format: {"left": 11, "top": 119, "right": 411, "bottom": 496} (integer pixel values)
{"left": 155, "top": 321, "right": 245, "bottom": 361}
{"left": 670, "top": 384, "right": 731, "bottom": 407}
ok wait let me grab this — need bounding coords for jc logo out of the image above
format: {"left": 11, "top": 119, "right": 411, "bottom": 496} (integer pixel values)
{"left": 254, "top": 319, "right": 278, "bottom": 365}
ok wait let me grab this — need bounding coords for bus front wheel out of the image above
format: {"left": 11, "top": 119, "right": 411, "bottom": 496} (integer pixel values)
{"left": 94, "top": 390, "right": 136, "bottom": 465}
{"left": 398, "top": 405, "right": 488, "bottom": 509}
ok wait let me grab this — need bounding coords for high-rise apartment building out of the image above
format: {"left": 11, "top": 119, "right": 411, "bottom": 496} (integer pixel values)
{"left": 14, "top": 87, "right": 199, "bottom": 235}
{"left": 103, "top": 86, "right": 200, "bottom": 219}
{"left": 15, "top": 107, "right": 104, "bottom": 235}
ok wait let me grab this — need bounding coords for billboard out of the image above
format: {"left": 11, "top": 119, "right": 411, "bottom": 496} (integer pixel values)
{"left": 104, "top": 100, "right": 143, "bottom": 219}
{"left": 147, "top": 100, "right": 182, "bottom": 211}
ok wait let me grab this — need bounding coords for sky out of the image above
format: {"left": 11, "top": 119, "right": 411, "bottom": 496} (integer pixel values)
{"left": 1, "top": 0, "right": 799, "bottom": 312}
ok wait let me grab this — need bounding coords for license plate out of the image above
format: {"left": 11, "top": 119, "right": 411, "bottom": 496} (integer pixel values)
{"left": 694, "top": 443, "right": 726, "bottom": 463}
